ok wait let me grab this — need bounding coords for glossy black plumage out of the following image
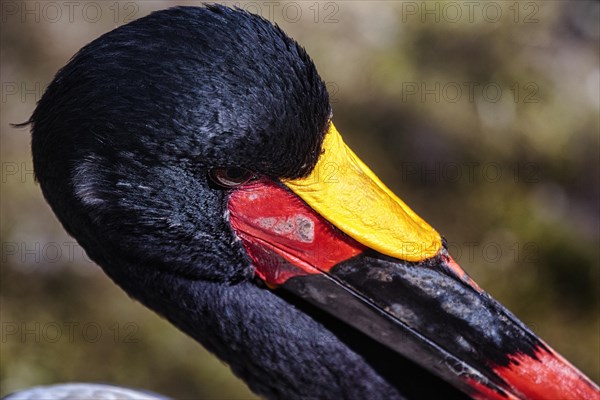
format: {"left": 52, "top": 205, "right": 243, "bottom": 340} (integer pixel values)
{"left": 30, "top": 5, "right": 329, "bottom": 282}
{"left": 26, "top": 5, "right": 472, "bottom": 399}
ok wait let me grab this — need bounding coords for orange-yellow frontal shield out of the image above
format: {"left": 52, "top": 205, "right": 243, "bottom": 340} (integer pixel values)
{"left": 284, "top": 123, "right": 442, "bottom": 262}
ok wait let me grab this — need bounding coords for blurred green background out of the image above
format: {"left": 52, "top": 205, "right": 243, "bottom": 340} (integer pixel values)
{"left": 1, "top": 1, "right": 598, "bottom": 398}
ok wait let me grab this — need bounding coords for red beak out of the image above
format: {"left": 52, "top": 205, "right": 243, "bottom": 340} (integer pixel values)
{"left": 228, "top": 179, "right": 599, "bottom": 399}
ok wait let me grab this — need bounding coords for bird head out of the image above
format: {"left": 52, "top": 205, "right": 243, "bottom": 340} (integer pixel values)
{"left": 27, "top": 5, "right": 598, "bottom": 400}
{"left": 31, "top": 5, "right": 330, "bottom": 283}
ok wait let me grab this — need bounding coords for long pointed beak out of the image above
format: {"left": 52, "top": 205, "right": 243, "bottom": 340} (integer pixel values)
{"left": 227, "top": 122, "right": 599, "bottom": 399}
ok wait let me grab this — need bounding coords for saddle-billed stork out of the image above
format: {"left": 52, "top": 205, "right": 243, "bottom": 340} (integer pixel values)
{"left": 21, "top": 5, "right": 599, "bottom": 400}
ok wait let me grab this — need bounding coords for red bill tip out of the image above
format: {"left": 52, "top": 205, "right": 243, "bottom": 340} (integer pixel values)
{"left": 493, "top": 347, "right": 599, "bottom": 400}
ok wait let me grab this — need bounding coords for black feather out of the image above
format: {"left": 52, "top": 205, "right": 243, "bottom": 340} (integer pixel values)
{"left": 28, "top": 5, "right": 467, "bottom": 399}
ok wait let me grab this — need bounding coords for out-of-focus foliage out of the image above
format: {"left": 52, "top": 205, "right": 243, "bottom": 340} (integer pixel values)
{"left": 1, "top": 1, "right": 598, "bottom": 398}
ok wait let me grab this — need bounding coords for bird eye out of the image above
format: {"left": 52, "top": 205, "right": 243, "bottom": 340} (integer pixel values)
{"left": 209, "top": 167, "right": 256, "bottom": 188}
